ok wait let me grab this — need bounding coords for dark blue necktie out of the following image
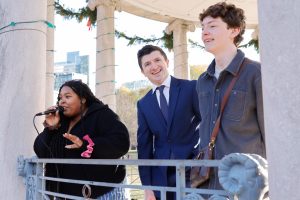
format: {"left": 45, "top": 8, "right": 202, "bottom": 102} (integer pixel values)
{"left": 158, "top": 85, "right": 168, "bottom": 121}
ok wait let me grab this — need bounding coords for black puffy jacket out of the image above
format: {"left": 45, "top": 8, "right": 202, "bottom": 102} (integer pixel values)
{"left": 34, "top": 102, "right": 130, "bottom": 198}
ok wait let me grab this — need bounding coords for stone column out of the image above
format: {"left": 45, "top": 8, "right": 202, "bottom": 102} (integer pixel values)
{"left": 258, "top": 1, "right": 300, "bottom": 199}
{"left": 88, "top": 0, "right": 117, "bottom": 111}
{"left": 0, "top": 0, "right": 47, "bottom": 199}
{"left": 46, "top": 0, "right": 55, "bottom": 107}
{"left": 165, "top": 19, "right": 195, "bottom": 79}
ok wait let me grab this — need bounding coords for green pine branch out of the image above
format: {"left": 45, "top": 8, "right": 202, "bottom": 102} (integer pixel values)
{"left": 54, "top": 1, "right": 97, "bottom": 24}
{"left": 188, "top": 39, "right": 205, "bottom": 49}
{"left": 115, "top": 30, "right": 173, "bottom": 50}
{"left": 239, "top": 39, "right": 259, "bottom": 53}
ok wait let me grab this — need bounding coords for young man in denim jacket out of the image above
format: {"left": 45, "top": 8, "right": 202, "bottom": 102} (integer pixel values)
{"left": 197, "top": 2, "right": 266, "bottom": 189}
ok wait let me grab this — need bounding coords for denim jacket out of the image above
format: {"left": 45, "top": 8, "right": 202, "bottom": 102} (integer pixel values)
{"left": 196, "top": 49, "right": 266, "bottom": 161}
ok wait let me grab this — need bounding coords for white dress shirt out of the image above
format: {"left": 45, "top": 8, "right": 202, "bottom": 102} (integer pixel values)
{"left": 152, "top": 75, "right": 171, "bottom": 107}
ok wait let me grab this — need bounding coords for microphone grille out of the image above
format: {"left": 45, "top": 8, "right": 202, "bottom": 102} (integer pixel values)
{"left": 58, "top": 106, "right": 64, "bottom": 112}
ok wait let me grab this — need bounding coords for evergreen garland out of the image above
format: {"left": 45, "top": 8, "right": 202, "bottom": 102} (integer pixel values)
{"left": 115, "top": 30, "right": 173, "bottom": 51}
{"left": 239, "top": 38, "right": 259, "bottom": 53}
{"left": 189, "top": 38, "right": 259, "bottom": 52}
{"left": 54, "top": 1, "right": 97, "bottom": 25}
{"left": 54, "top": 1, "right": 258, "bottom": 52}
{"left": 188, "top": 39, "right": 205, "bottom": 49}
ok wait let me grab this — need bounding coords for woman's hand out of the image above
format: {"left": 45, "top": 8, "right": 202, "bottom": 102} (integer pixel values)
{"left": 63, "top": 133, "right": 83, "bottom": 149}
{"left": 43, "top": 106, "right": 61, "bottom": 130}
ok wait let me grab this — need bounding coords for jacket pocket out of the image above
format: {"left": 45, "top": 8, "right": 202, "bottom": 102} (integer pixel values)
{"left": 198, "top": 92, "right": 210, "bottom": 119}
{"left": 223, "top": 90, "right": 246, "bottom": 121}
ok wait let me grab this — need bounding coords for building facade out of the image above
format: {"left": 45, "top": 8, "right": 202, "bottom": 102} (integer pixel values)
{"left": 54, "top": 51, "right": 89, "bottom": 91}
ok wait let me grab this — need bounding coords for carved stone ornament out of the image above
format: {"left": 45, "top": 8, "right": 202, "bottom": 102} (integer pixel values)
{"left": 218, "top": 153, "right": 268, "bottom": 200}
{"left": 26, "top": 176, "right": 36, "bottom": 200}
{"left": 184, "top": 193, "right": 229, "bottom": 200}
{"left": 17, "top": 155, "right": 26, "bottom": 177}
{"left": 184, "top": 193, "right": 205, "bottom": 200}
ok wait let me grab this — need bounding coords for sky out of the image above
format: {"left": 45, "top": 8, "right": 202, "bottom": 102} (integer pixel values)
{"left": 54, "top": 0, "right": 259, "bottom": 89}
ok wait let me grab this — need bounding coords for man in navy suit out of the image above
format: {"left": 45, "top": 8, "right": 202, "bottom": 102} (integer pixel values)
{"left": 136, "top": 45, "right": 200, "bottom": 200}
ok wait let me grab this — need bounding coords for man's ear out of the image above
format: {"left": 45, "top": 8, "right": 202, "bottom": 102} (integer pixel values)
{"left": 231, "top": 27, "right": 241, "bottom": 38}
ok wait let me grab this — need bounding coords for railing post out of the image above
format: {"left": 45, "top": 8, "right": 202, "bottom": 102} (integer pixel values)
{"left": 176, "top": 164, "right": 186, "bottom": 199}
{"left": 161, "top": 190, "right": 167, "bottom": 200}
{"left": 34, "top": 162, "right": 44, "bottom": 200}
{"left": 17, "top": 156, "right": 42, "bottom": 200}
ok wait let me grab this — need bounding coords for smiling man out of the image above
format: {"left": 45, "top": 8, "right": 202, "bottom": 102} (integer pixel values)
{"left": 136, "top": 45, "right": 200, "bottom": 200}
{"left": 196, "top": 2, "right": 266, "bottom": 191}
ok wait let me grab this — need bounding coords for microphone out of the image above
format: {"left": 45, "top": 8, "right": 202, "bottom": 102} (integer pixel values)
{"left": 35, "top": 106, "right": 64, "bottom": 116}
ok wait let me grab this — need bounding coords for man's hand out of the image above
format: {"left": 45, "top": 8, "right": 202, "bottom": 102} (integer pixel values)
{"left": 145, "top": 190, "right": 156, "bottom": 200}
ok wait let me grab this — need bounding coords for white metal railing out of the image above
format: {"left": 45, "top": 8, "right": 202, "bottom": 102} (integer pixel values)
{"left": 17, "top": 153, "right": 268, "bottom": 200}
{"left": 17, "top": 156, "right": 228, "bottom": 200}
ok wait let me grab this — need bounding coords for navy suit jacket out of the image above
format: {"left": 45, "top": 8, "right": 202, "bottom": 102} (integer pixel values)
{"left": 137, "top": 76, "right": 200, "bottom": 188}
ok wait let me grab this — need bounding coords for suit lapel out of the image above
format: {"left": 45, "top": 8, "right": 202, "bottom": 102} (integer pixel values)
{"left": 167, "top": 77, "right": 180, "bottom": 131}
{"left": 148, "top": 90, "right": 168, "bottom": 126}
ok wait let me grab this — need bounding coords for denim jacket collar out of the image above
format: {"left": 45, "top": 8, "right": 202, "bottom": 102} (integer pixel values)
{"left": 204, "top": 49, "right": 245, "bottom": 78}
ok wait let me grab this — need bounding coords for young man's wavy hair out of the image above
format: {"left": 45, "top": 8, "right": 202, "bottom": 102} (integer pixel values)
{"left": 199, "top": 2, "right": 246, "bottom": 46}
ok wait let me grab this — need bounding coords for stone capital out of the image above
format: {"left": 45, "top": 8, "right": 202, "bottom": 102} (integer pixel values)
{"left": 88, "top": 0, "right": 120, "bottom": 11}
{"left": 165, "top": 19, "right": 195, "bottom": 34}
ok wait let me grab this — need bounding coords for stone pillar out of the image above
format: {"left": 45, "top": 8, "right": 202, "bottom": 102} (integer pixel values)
{"left": 0, "top": 0, "right": 47, "bottom": 199}
{"left": 165, "top": 19, "right": 195, "bottom": 79}
{"left": 258, "top": 1, "right": 300, "bottom": 199}
{"left": 46, "top": 0, "right": 55, "bottom": 107}
{"left": 88, "top": 0, "right": 117, "bottom": 111}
